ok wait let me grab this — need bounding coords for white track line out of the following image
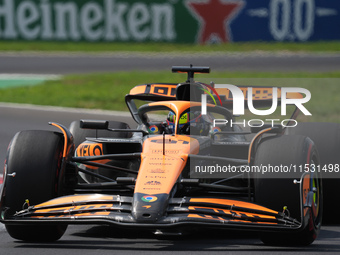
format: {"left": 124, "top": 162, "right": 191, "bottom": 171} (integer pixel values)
{"left": 0, "top": 102, "right": 131, "bottom": 117}
{"left": 0, "top": 74, "right": 61, "bottom": 80}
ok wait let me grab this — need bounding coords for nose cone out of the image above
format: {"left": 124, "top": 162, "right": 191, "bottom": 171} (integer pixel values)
{"left": 132, "top": 193, "right": 168, "bottom": 223}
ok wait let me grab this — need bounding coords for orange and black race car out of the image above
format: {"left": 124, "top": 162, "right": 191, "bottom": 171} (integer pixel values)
{"left": 2, "top": 66, "right": 339, "bottom": 246}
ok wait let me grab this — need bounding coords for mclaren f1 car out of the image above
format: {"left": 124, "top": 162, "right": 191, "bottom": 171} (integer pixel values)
{"left": 2, "top": 65, "right": 337, "bottom": 246}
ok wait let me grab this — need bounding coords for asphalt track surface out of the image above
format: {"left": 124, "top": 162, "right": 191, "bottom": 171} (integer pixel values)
{"left": 0, "top": 52, "right": 340, "bottom": 254}
{"left": 1, "top": 51, "right": 340, "bottom": 74}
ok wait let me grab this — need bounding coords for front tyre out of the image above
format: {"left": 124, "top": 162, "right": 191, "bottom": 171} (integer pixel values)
{"left": 3, "top": 130, "right": 67, "bottom": 241}
{"left": 253, "top": 135, "right": 322, "bottom": 246}
{"left": 286, "top": 122, "right": 340, "bottom": 223}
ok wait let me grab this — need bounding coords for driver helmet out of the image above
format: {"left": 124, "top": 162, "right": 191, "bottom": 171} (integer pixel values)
{"left": 166, "top": 111, "right": 202, "bottom": 134}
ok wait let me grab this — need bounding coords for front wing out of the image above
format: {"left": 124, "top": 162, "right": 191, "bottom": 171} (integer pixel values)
{"left": 1, "top": 194, "right": 305, "bottom": 232}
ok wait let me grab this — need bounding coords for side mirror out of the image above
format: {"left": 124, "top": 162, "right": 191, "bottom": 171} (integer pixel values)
{"left": 80, "top": 120, "right": 109, "bottom": 130}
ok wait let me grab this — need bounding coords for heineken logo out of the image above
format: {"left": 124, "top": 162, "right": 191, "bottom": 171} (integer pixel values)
{"left": 0, "top": 0, "right": 176, "bottom": 41}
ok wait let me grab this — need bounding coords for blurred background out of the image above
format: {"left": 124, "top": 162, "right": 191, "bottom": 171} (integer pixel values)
{"left": 0, "top": 0, "right": 339, "bottom": 112}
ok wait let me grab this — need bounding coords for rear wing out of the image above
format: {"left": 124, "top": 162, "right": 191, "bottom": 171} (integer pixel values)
{"left": 126, "top": 83, "right": 304, "bottom": 107}
{"left": 128, "top": 83, "right": 177, "bottom": 100}
{"left": 215, "top": 85, "right": 304, "bottom": 108}
{"left": 125, "top": 66, "right": 305, "bottom": 122}
{"left": 125, "top": 83, "right": 177, "bottom": 123}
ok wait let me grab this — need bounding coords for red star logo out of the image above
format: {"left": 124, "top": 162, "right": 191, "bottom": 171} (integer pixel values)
{"left": 187, "top": 0, "right": 245, "bottom": 44}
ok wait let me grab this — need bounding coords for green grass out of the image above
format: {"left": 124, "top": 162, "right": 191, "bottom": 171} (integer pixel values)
{"left": 0, "top": 41, "right": 339, "bottom": 53}
{"left": 0, "top": 71, "right": 339, "bottom": 122}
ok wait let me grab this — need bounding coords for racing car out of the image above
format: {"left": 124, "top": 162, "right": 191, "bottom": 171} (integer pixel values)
{"left": 1, "top": 65, "right": 338, "bottom": 246}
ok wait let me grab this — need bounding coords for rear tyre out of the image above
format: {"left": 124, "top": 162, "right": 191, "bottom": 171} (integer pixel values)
{"left": 4, "top": 130, "right": 67, "bottom": 241}
{"left": 286, "top": 122, "right": 340, "bottom": 223}
{"left": 253, "top": 135, "right": 322, "bottom": 246}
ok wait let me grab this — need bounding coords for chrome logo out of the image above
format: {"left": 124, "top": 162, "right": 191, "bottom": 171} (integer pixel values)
{"left": 141, "top": 195, "right": 158, "bottom": 202}
{"left": 212, "top": 127, "right": 221, "bottom": 133}
{"left": 148, "top": 125, "right": 159, "bottom": 133}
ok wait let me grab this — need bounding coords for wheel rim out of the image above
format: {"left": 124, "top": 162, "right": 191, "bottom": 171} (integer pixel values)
{"left": 310, "top": 159, "right": 321, "bottom": 222}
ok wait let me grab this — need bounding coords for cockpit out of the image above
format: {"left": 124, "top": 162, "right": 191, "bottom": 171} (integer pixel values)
{"left": 137, "top": 101, "right": 233, "bottom": 136}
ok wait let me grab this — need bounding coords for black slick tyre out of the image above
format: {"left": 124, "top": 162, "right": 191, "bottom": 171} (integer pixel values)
{"left": 4, "top": 130, "right": 67, "bottom": 242}
{"left": 253, "top": 135, "right": 322, "bottom": 246}
{"left": 286, "top": 122, "right": 340, "bottom": 223}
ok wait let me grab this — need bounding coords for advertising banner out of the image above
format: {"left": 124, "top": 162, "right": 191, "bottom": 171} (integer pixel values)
{"left": 0, "top": 0, "right": 339, "bottom": 43}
